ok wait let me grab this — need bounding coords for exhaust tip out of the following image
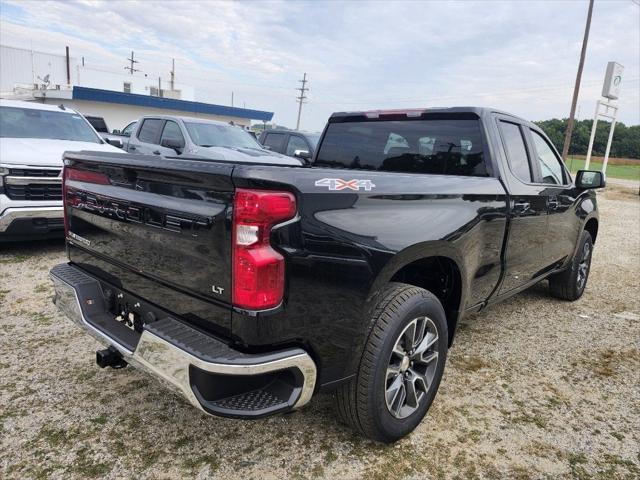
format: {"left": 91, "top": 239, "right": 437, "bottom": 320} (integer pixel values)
{"left": 96, "top": 347, "right": 127, "bottom": 369}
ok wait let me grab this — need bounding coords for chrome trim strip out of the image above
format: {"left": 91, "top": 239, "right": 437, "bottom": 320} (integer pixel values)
{"left": 0, "top": 164, "right": 61, "bottom": 170}
{"left": 5, "top": 176, "right": 62, "bottom": 185}
{"left": 0, "top": 206, "right": 64, "bottom": 232}
{"left": 50, "top": 271, "right": 317, "bottom": 413}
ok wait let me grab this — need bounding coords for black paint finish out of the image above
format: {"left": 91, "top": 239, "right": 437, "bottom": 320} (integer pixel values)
{"left": 61, "top": 107, "right": 599, "bottom": 390}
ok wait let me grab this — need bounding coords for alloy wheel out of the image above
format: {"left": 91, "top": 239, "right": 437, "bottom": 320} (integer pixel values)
{"left": 385, "top": 316, "right": 440, "bottom": 419}
{"left": 577, "top": 241, "right": 591, "bottom": 290}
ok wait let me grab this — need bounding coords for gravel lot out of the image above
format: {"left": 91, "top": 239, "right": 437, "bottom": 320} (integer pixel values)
{"left": 1, "top": 182, "right": 638, "bottom": 480}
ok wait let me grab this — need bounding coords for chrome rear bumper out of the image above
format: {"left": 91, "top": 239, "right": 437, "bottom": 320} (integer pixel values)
{"left": 50, "top": 264, "right": 317, "bottom": 417}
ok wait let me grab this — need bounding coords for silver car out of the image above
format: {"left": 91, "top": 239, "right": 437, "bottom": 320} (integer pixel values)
{"left": 125, "top": 115, "right": 300, "bottom": 165}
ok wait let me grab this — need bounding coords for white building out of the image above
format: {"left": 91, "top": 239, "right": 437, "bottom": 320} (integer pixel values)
{"left": 0, "top": 44, "right": 273, "bottom": 128}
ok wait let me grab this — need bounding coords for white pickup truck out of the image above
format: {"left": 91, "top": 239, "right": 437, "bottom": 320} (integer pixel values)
{"left": 0, "top": 100, "right": 122, "bottom": 241}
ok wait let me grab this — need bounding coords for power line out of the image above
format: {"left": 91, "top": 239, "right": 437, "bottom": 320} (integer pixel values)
{"left": 296, "top": 72, "right": 308, "bottom": 130}
{"left": 124, "top": 50, "right": 140, "bottom": 75}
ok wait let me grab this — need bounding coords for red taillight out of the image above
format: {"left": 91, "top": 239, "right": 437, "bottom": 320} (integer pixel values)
{"left": 65, "top": 167, "right": 110, "bottom": 185}
{"left": 232, "top": 189, "right": 296, "bottom": 310}
{"left": 62, "top": 166, "right": 110, "bottom": 236}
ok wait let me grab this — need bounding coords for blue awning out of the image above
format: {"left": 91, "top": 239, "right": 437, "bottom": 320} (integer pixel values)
{"left": 72, "top": 86, "right": 273, "bottom": 121}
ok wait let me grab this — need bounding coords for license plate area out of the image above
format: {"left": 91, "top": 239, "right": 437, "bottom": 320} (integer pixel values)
{"left": 82, "top": 278, "right": 169, "bottom": 352}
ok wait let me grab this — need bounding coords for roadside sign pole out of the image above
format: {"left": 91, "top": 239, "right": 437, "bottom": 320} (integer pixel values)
{"left": 602, "top": 115, "right": 618, "bottom": 174}
{"left": 584, "top": 100, "right": 600, "bottom": 170}
{"left": 584, "top": 100, "right": 618, "bottom": 172}
{"left": 584, "top": 61, "right": 623, "bottom": 174}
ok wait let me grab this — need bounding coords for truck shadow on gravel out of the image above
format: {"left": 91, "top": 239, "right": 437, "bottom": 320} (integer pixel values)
{"left": 0, "top": 238, "right": 65, "bottom": 258}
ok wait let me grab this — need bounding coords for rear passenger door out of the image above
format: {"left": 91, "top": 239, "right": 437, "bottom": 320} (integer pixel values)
{"left": 496, "top": 118, "right": 549, "bottom": 294}
{"left": 128, "top": 118, "right": 163, "bottom": 154}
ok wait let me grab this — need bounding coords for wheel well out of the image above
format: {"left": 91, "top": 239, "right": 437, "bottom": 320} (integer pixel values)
{"left": 584, "top": 218, "right": 598, "bottom": 243}
{"left": 390, "top": 256, "right": 462, "bottom": 346}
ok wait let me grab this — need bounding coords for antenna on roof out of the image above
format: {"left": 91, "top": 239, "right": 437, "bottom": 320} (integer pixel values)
{"left": 58, "top": 104, "right": 66, "bottom": 110}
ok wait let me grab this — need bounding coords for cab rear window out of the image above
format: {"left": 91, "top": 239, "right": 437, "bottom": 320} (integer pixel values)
{"left": 315, "top": 119, "right": 488, "bottom": 176}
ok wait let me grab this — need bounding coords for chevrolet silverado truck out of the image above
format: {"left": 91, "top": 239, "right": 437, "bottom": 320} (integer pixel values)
{"left": 0, "top": 100, "right": 123, "bottom": 241}
{"left": 50, "top": 107, "right": 604, "bottom": 442}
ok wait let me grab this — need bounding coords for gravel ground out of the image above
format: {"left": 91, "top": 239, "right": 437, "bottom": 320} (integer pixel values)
{"left": 1, "top": 183, "right": 638, "bottom": 480}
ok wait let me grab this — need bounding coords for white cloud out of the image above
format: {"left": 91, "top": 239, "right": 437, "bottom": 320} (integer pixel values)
{"left": 1, "top": 0, "right": 638, "bottom": 130}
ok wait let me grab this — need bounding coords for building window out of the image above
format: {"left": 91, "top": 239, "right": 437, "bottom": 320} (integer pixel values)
{"left": 123, "top": 82, "right": 131, "bottom": 94}
{"left": 149, "top": 86, "right": 159, "bottom": 97}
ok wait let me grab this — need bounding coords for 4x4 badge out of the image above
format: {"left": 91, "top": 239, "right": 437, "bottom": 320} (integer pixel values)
{"left": 315, "top": 178, "right": 376, "bottom": 191}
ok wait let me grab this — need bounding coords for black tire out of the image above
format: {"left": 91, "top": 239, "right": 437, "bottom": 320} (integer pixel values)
{"left": 549, "top": 230, "right": 593, "bottom": 301}
{"left": 335, "top": 282, "right": 448, "bottom": 442}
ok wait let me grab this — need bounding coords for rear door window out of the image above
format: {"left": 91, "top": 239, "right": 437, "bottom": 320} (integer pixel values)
{"left": 499, "top": 121, "right": 532, "bottom": 183}
{"left": 315, "top": 119, "right": 488, "bottom": 176}
{"left": 262, "top": 132, "right": 286, "bottom": 153}
{"left": 138, "top": 119, "right": 163, "bottom": 144}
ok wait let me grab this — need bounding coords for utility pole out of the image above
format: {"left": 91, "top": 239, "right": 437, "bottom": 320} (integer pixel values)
{"left": 296, "top": 73, "right": 308, "bottom": 130}
{"left": 125, "top": 51, "right": 139, "bottom": 75}
{"left": 561, "top": 0, "right": 594, "bottom": 161}
{"left": 231, "top": 91, "right": 234, "bottom": 107}
{"left": 170, "top": 58, "right": 175, "bottom": 90}
{"left": 65, "top": 46, "right": 71, "bottom": 86}
{"left": 158, "top": 76, "right": 162, "bottom": 97}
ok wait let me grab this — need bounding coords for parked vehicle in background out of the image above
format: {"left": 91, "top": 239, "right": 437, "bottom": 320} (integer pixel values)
{"left": 83, "top": 115, "right": 130, "bottom": 149}
{"left": 259, "top": 128, "right": 320, "bottom": 160}
{"left": 0, "top": 100, "right": 123, "bottom": 241}
{"left": 125, "top": 115, "right": 295, "bottom": 163}
{"left": 51, "top": 107, "right": 604, "bottom": 442}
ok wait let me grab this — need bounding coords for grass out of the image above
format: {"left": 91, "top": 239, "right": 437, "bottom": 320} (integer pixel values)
{"left": 566, "top": 156, "right": 640, "bottom": 181}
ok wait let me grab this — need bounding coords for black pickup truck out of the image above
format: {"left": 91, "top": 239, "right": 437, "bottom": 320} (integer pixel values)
{"left": 50, "top": 107, "right": 605, "bottom": 442}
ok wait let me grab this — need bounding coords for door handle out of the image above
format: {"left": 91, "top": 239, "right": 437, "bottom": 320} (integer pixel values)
{"left": 129, "top": 146, "right": 136, "bottom": 151}
{"left": 513, "top": 201, "right": 530, "bottom": 213}
{"left": 153, "top": 150, "right": 161, "bottom": 155}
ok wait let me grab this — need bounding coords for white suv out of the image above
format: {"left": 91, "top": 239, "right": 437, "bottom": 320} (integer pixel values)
{"left": 0, "top": 100, "right": 122, "bottom": 241}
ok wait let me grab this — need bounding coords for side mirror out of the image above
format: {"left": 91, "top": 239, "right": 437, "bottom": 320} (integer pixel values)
{"left": 106, "top": 138, "right": 123, "bottom": 149}
{"left": 576, "top": 170, "right": 606, "bottom": 189}
{"left": 112, "top": 129, "right": 121, "bottom": 134}
{"left": 293, "top": 149, "right": 311, "bottom": 159}
{"left": 161, "top": 138, "right": 184, "bottom": 154}
{"left": 262, "top": 145, "right": 272, "bottom": 151}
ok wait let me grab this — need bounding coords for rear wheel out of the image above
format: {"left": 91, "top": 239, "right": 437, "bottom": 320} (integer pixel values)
{"left": 549, "top": 230, "right": 593, "bottom": 301}
{"left": 335, "top": 283, "right": 448, "bottom": 442}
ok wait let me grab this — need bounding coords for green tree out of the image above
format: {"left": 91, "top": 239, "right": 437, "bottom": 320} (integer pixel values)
{"left": 534, "top": 118, "right": 639, "bottom": 159}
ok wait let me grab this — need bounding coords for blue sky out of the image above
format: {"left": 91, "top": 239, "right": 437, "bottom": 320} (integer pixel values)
{"left": 1, "top": 0, "right": 638, "bottom": 131}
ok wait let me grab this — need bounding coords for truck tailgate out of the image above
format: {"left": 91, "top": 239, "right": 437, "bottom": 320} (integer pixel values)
{"left": 63, "top": 152, "right": 234, "bottom": 335}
